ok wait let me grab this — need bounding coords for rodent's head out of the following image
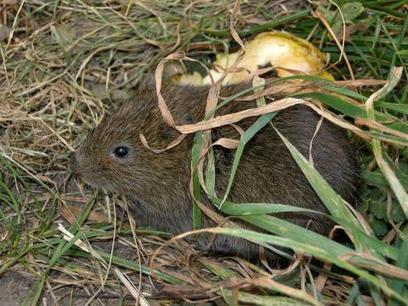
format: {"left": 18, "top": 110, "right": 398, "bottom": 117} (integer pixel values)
{"left": 71, "top": 89, "right": 191, "bottom": 200}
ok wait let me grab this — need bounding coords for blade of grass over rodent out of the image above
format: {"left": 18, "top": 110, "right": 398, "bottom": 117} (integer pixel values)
{"left": 294, "top": 92, "right": 408, "bottom": 134}
{"left": 273, "top": 128, "right": 405, "bottom": 259}
{"left": 205, "top": 77, "right": 283, "bottom": 118}
{"left": 174, "top": 93, "right": 403, "bottom": 147}
{"left": 202, "top": 138, "right": 399, "bottom": 262}
{"left": 239, "top": 211, "right": 398, "bottom": 260}
{"left": 193, "top": 79, "right": 289, "bottom": 215}
{"left": 191, "top": 227, "right": 407, "bottom": 305}
{"left": 212, "top": 75, "right": 381, "bottom": 117}
{"left": 204, "top": 147, "right": 216, "bottom": 197}
{"left": 273, "top": 129, "right": 363, "bottom": 229}
{"left": 219, "top": 201, "right": 322, "bottom": 216}
{"left": 194, "top": 73, "right": 398, "bottom": 255}
{"left": 198, "top": 75, "right": 361, "bottom": 121}
{"left": 191, "top": 131, "right": 204, "bottom": 229}
{"left": 366, "top": 67, "right": 408, "bottom": 219}
{"left": 177, "top": 97, "right": 305, "bottom": 134}
{"left": 222, "top": 197, "right": 395, "bottom": 257}
{"left": 268, "top": 75, "right": 382, "bottom": 98}
{"left": 215, "top": 196, "right": 398, "bottom": 260}
{"left": 198, "top": 137, "right": 297, "bottom": 259}
{"left": 219, "top": 112, "right": 276, "bottom": 207}
{"left": 255, "top": 215, "right": 400, "bottom": 278}
{"left": 176, "top": 77, "right": 402, "bottom": 141}
{"left": 192, "top": 76, "right": 391, "bottom": 134}
{"left": 195, "top": 96, "right": 301, "bottom": 259}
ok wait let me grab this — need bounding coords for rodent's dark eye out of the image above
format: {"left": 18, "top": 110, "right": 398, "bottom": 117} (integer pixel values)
{"left": 113, "top": 146, "right": 130, "bottom": 158}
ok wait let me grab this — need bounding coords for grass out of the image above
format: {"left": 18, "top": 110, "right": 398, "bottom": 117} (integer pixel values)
{"left": 0, "top": 0, "right": 407, "bottom": 305}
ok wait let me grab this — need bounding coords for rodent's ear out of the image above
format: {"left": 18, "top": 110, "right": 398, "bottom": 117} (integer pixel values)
{"left": 135, "top": 74, "right": 156, "bottom": 91}
{"left": 159, "top": 122, "right": 180, "bottom": 141}
{"left": 131, "top": 76, "right": 157, "bottom": 104}
{"left": 136, "top": 73, "right": 175, "bottom": 91}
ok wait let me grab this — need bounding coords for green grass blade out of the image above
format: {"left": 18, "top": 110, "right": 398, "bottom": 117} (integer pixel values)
{"left": 191, "top": 131, "right": 204, "bottom": 229}
{"left": 200, "top": 226, "right": 407, "bottom": 305}
{"left": 220, "top": 112, "right": 276, "bottom": 207}
{"left": 273, "top": 128, "right": 362, "bottom": 229}
{"left": 218, "top": 201, "right": 321, "bottom": 216}
{"left": 295, "top": 92, "right": 408, "bottom": 134}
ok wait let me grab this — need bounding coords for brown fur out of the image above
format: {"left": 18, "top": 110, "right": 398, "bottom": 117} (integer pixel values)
{"left": 72, "top": 80, "right": 359, "bottom": 261}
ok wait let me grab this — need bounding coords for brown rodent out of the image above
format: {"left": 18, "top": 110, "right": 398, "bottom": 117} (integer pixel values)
{"left": 71, "top": 80, "right": 359, "bottom": 261}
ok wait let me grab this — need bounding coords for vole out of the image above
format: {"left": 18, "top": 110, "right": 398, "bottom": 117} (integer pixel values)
{"left": 71, "top": 80, "right": 359, "bottom": 261}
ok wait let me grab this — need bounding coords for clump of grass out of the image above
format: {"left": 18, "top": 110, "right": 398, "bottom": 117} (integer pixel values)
{"left": 0, "top": 0, "right": 407, "bottom": 305}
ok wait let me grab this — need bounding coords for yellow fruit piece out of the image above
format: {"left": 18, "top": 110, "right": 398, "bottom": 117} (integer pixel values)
{"left": 172, "top": 71, "right": 204, "bottom": 86}
{"left": 176, "top": 31, "right": 334, "bottom": 86}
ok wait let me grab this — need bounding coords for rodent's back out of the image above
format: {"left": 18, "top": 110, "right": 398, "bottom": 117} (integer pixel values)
{"left": 73, "top": 81, "right": 359, "bottom": 261}
{"left": 159, "top": 82, "right": 358, "bottom": 205}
